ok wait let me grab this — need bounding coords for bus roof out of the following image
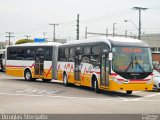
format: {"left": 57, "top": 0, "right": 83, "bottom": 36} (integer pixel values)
{"left": 66, "top": 37, "right": 111, "bottom": 48}
{"left": 107, "top": 36, "right": 149, "bottom": 47}
{"left": 8, "top": 42, "right": 61, "bottom": 47}
{"left": 66, "top": 37, "right": 149, "bottom": 48}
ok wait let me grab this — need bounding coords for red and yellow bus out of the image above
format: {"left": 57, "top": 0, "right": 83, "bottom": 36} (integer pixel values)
{"left": 5, "top": 37, "right": 153, "bottom": 94}
{"left": 6, "top": 42, "right": 60, "bottom": 81}
{"left": 57, "top": 37, "right": 153, "bottom": 94}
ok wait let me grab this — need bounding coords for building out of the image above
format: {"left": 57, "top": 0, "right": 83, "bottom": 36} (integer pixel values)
{"left": 0, "top": 40, "right": 13, "bottom": 49}
{"left": 0, "top": 42, "right": 5, "bottom": 49}
{"left": 47, "top": 39, "right": 67, "bottom": 44}
{"left": 141, "top": 33, "right": 160, "bottom": 52}
{"left": 141, "top": 33, "right": 160, "bottom": 71}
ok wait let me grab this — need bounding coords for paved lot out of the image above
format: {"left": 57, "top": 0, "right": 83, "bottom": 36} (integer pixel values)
{"left": 0, "top": 71, "right": 160, "bottom": 114}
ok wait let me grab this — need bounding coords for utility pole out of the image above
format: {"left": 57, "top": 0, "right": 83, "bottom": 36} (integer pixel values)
{"left": 43, "top": 32, "right": 46, "bottom": 38}
{"left": 76, "top": 14, "right": 79, "bottom": 40}
{"left": 43, "top": 32, "right": 48, "bottom": 42}
{"left": 49, "top": 23, "right": 59, "bottom": 42}
{"left": 6, "top": 32, "right": 14, "bottom": 46}
{"left": 106, "top": 28, "right": 108, "bottom": 37}
{"left": 113, "top": 23, "right": 116, "bottom": 37}
{"left": 24, "top": 35, "right": 31, "bottom": 40}
{"left": 85, "top": 26, "right": 87, "bottom": 39}
{"left": 133, "top": 7, "right": 148, "bottom": 40}
{"left": 43, "top": 32, "right": 46, "bottom": 40}
{"left": 125, "top": 30, "right": 128, "bottom": 38}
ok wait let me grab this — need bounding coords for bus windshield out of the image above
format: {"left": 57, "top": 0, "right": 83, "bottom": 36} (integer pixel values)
{"left": 112, "top": 47, "right": 153, "bottom": 73}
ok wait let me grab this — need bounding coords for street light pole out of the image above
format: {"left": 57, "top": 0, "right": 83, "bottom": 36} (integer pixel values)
{"left": 124, "top": 20, "right": 139, "bottom": 30}
{"left": 124, "top": 20, "right": 139, "bottom": 38}
{"left": 113, "top": 23, "right": 116, "bottom": 37}
{"left": 132, "top": 7, "right": 148, "bottom": 40}
{"left": 49, "top": 23, "right": 59, "bottom": 42}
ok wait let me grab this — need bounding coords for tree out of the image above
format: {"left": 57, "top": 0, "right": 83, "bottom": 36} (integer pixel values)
{"left": 15, "top": 39, "right": 34, "bottom": 45}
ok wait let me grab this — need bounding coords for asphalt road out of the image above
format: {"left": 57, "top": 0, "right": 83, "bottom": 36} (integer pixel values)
{"left": 0, "top": 71, "right": 160, "bottom": 114}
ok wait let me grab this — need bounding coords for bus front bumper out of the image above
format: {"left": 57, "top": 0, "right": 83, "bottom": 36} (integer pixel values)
{"left": 109, "top": 80, "right": 153, "bottom": 91}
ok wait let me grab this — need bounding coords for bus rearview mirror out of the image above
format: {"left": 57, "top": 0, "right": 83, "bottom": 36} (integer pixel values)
{"left": 109, "top": 53, "right": 113, "bottom": 61}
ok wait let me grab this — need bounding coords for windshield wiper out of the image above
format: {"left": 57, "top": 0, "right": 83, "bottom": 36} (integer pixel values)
{"left": 125, "top": 56, "right": 133, "bottom": 72}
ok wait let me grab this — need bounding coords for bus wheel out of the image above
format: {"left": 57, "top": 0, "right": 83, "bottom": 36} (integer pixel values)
{"left": 42, "top": 79, "right": 52, "bottom": 82}
{"left": 24, "top": 70, "right": 32, "bottom": 81}
{"left": 126, "top": 90, "right": 132, "bottom": 94}
{"left": 63, "top": 74, "right": 68, "bottom": 87}
{"left": 94, "top": 80, "right": 100, "bottom": 93}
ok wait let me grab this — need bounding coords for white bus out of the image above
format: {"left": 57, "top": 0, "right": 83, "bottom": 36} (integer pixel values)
{"left": 6, "top": 42, "right": 61, "bottom": 81}
{"left": 57, "top": 37, "right": 153, "bottom": 94}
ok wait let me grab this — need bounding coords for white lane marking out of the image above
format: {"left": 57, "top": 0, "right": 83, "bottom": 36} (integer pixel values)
{"left": 0, "top": 92, "right": 113, "bottom": 101}
{"left": 133, "top": 91, "right": 142, "bottom": 93}
{"left": 112, "top": 91, "right": 143, "bottom": 101}
{"left": 0, "top": 92, "right": 160, "bottom": 102}
{"left": 130, "top": 93, "right": 160, "bottom": 101}
{"left": 114, "top": 95, "right": 129, "bottom": 101}
{"left": 16, "top": 89, "right": 32, "bottom": 93}
{"left": 16, "top": 89, "right": 60, "bottom": 94}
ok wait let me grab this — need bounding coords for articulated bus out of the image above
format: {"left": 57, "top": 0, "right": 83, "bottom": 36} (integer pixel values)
{"left": 6, "top": 42, "right": 61, "bottom": 81}
{"left": 57, "top": 37, "right": 153, "bottom": 94}
{"left": 5, "top": 37, "right": 153, "bottom": 94}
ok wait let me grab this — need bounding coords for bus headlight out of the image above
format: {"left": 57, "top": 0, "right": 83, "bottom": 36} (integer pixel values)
{"left": 112, "top": 77, "right": 122, "bottom": 84}
{"left": 147, "top": 79, "right": 152, "bottom": 84}
{"left": 123, "top": 79, "right": 129, "bottom": 83}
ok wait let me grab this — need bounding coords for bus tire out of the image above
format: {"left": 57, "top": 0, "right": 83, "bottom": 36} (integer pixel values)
{"left": 126, "top": 90, "right": 132, "bottom": 94}
{"left": 63, "top": 74, "right": 68, "bottom": 87}
{"left": 24, "top": 69, "right": 32, "bottom": 81}
{"left": 94, "top": 79, "right": 100, "bottom": 93}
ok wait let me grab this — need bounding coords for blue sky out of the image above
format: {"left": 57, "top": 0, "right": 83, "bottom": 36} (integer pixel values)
{"left": 0, "top": 0, "right": 160, "bottom": 43}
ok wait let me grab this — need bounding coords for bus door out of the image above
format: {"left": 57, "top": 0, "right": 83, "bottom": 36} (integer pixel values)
{"left": 34, "top": 48, "right": 45, "bottom": 78}
{"left": 74, "top": 51, "right": 81, "bottom": 84}
{"left": 100, "top": 54, "right": 109, "bottom": 88}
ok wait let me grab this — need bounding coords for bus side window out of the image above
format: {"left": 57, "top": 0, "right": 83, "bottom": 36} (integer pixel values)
{"left": 17, "top": 49, "right": 25, "bottom": 60}
{"left": 90, "top": 55, "right": 100, "bottom": 69}
{"left": 69, "top": 48, "right": 75, "bottom": 62}
{"left": 58, "top": 48, "right": 66, "bottom": 61}
{"left": 44, "top": 48, "right": 52, "bottom": 61}
{"left": 92, "top": 46, "right": 100, "bottom": 55}
{"left": 25, "top": 49, "right": 34, "bottom": 60}
{"left": 8, "top": 49, "right": 17, "bottom": 60}
{"left": 81, "top": 55, "right": 90, "bottom": 63}
{"left": 65, "top": 48, "right": 69, "bottom": 61}
{"left": 84, "top": 47, "right": 91, "bottom": 54}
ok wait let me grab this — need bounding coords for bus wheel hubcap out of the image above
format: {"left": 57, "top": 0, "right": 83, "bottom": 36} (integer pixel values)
{"left": 64, "top": 76, "right": 67, "bottom": 84}
{"left": 26, "top": 72, "right": 30, "bottom": 79}
{"left": 94, "top": 81, "right": 97, "bottom": 89}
